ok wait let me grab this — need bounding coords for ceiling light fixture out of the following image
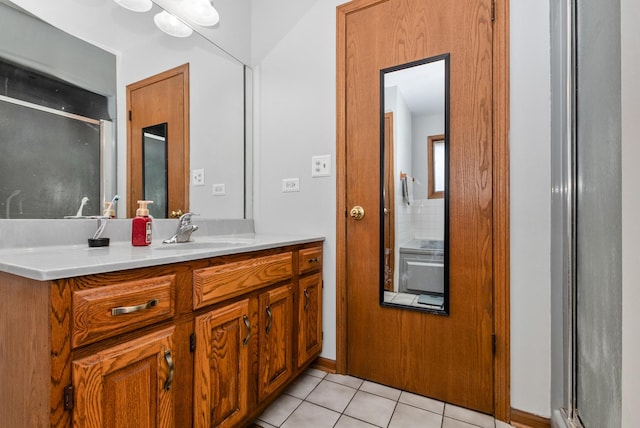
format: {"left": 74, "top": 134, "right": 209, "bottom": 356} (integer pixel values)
{"left": 113, "top": 0, "right": 153, "bottom": 13}
{"left": 153, "top": 11, "right": 193, "bottom": 38}
{"left": 182, "top": 0, "right": 220, "bottom": 27}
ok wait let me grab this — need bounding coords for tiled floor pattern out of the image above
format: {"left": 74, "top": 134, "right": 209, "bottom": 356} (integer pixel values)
{"left": 256, "top": 369, "right": 514, "bottom": 428}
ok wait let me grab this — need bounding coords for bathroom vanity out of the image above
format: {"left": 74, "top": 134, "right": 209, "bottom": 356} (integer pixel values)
{"left": 0, "top": 233, "right": 323, "bottom": 427}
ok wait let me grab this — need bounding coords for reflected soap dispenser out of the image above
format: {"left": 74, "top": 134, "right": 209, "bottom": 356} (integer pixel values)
{"left": 132, "top": 200, "right": 153, "bottom": 246}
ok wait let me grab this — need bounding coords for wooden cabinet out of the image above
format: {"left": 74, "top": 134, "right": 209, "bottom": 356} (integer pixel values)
{"left": 72, "top": 326, "right": 176, "bottom": 428}
{"left": 297, "top": 272, "right": 322, "bottom": 369}
{"left": 0, "top": 241, "right": 322, "bottom": 428}
{"left": 258, "top": 284, "right": 293, "bottom": 401}
{"left": 71, "top": 275, "right": 176, "bottom": 348}
{"left": 193, "top": 299, "right": 251, "bottom": 428}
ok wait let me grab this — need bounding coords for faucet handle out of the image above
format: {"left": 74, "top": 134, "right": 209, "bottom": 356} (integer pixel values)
{"left": 179, "top": 212, "right": 199, "bottom": 225}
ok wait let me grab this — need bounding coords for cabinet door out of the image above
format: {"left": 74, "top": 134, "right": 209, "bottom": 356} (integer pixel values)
{"left": 258, "top": 284, "right": 293, "bottom": 401}
{"left": 72, "top": 326, "right": 175, "bottom": 428}
{"left": 297, "top": 273, "right": 323, "bottom": 368}
{"left": 193, "top": 299, "right": 251, "bottom": 428}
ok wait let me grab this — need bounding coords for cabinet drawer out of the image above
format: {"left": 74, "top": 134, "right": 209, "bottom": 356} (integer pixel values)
{"left": 72, "top": 275, "right": 176, "bottom": 348}
{"left": 298, "top": 247, "right": 323, "bottom": 274}
{"left": 193, "top": 252, "right": 292, "bottom": 309}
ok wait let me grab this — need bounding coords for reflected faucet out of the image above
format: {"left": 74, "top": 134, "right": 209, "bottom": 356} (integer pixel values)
{"left": 75, "top": 196, "right": 89, "bottom": 217}
{"left": 163, "top": 212, "right": 199, "bottom": 243}
{"left": 6, "top": 189, "right": 21, "bottom": 219}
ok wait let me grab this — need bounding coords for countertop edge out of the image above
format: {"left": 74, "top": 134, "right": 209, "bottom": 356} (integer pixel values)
{"left": 0, "top": 235, "right": 325, "bottom": 282}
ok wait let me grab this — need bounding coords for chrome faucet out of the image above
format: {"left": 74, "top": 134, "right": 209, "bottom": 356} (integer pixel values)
{"left": 163, "top": 212, "right": 199, "bottom": 243}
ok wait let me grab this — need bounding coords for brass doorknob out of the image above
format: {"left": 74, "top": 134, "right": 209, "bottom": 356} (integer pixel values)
{"left": 349, "top": 206, "right": 365, "bottom": 220}
{"left": 170, "top": 209, "right": 183, "bottom": 219}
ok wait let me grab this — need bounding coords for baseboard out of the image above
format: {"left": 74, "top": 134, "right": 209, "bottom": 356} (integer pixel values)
{"left": 311, "top": 356, "right": 337, "bottom": 373}
{"left": 511, "top": 408, "right": 551, "bottom": 428}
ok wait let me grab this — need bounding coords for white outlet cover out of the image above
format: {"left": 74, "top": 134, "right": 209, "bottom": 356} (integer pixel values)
{"left": 312, "top": 154, "right": 331, "bottom": 177}
{"left": 192, "top": 168, "right": 205, "bottom": 186}
{"left": 282, "top": 178, "right": 300, "bottom": 192}
{"left": 212, "top": 183, "right": 226, "bottom": 195}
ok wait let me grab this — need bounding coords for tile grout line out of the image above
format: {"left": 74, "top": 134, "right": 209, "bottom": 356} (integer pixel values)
{"left": 259, "top": 371, "right": 506, "bottom": 428}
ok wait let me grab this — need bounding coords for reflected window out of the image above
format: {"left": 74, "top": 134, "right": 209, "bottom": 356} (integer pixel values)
{"left": 428, "top": 134, "right": 445, "bottom": 199}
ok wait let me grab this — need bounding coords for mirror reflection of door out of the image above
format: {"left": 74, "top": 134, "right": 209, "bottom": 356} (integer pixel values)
{"left": 143, "top": 123, "right": 168, "bottom": 218}
{"left": 383, "top": 112, "right": 395, "bottom": 291}
{"left": 381, "top": 56, "right": 448, "bottom": 313}
{"left": 127, "top": 64, "right": 189, "bottom": 218}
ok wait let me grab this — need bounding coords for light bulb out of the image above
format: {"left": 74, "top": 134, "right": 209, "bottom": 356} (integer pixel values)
{"left": 182, "top": 0, "right": 219, "bottom": 27}
{"left": 113, "top": 0, "right": 153, "bottom": 13}
{"left": 154, "top": 11, "right": 193, "bottom": 38}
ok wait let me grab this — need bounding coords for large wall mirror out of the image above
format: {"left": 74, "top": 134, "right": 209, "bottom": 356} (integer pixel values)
{"left": 0, "top": 0, "right": 252, "bottom": 220}
{"left": 380, "top": 54, "right": 450, "bottom": 314}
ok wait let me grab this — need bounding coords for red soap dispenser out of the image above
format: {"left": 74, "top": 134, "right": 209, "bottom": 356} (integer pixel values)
{"left": 132, "top": 200, "right": 153, "bottom": 246}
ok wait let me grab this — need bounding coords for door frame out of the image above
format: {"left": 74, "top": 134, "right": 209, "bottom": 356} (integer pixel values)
{"left": 335, "top": 0, "right": 511, "bottom": 422}
{"left": 126, "top": 63, "right": 190, "bottom": 218}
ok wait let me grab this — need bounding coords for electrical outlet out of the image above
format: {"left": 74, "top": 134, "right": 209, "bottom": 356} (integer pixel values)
{"left": 192, "top": 169, "right": 205, "bottom": 186}
{"left": 212, "top": 184, "right": 226, "bottom": 195}
{"left": 282, "top": 178, "right": 300, "bottom": 192}
{"left": 312, "top": 155, "right": 331, "bottom": 177}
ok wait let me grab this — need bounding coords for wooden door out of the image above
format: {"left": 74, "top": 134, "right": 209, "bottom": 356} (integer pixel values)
{"left": 193, "top": 299, "right": 251, "bottom": 428}
{"left": 72, "top": 326, "right": 175, "bottom": 428}
{"left": 297, "top": 272, "right": 323, "bottom": 368}
{"left": 337, "top": 0, "right": 507, "bottom": 415}
{"left": 258, "top": 284, "right": 293, "bottom": 401}
{"left": 127, "top": 64, "right": 189, "bottom": 218}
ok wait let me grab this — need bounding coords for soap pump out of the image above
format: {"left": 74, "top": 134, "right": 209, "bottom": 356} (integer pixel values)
{"left": 132, "top": 200, "right": 153, "bottom": 246}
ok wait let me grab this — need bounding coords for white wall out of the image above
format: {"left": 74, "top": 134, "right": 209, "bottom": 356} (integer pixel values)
{"left": 252, "top": 0, "right": 342, "bottom": 359}
{"left": 621, "top": 0, "right": 640, "bottom": 425}
{"left": 253, "top": 0, "right": 553, "bottom": 418}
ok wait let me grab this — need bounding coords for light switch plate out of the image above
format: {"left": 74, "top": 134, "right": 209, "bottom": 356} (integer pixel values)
{"left": 312, "top": 155, "right": 331, "bottom": 177}
{"left": 282, "top": 178, "right": 300, "bottom": 192}
{"left": 192, "top": 169, "right": 205, "bottom": 186}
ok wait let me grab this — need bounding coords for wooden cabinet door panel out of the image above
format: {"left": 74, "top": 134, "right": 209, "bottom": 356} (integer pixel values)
{"left": 258, "top": 285, "right": 293, "bottom": 401}
{"left": 193, "top": 299, "right": 250, "bottom": 428}
{"left": 297, "top": 273, "right": 322, "bottom": 368}
{"left": 72, "top": 326, "right": 175, "bottom": 428}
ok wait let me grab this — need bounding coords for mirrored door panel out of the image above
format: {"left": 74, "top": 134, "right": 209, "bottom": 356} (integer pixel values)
{"left": 380, "top": 54, "right": 449, "bottom": 313}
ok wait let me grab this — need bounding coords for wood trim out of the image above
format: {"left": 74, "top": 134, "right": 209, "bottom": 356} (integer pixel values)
{"left": 335, "top": 3, "right": 348, "bottom": 375}
{"left": 383, "top": 112, "right": 395, "bottom": 291}
{"left": 312, "top": 357, "right": 337, "bottom": 374}
{"left": 493, "top": 0, "right": 511, "bottom": 422}
{"left": 335, "top": 0, "right": 511, "bottom": 419}
{"left": 511, "top": 408, "right": 551, "bottom": 428}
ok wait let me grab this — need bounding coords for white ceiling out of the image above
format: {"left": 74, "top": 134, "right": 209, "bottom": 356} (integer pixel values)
{"left": 384, "top": 59, "right": 445, "bottom": 116}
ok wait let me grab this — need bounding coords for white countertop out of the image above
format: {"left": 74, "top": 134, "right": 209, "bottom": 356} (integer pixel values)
{"left": 0, "top": 234, "right": 324, "bottom": 281}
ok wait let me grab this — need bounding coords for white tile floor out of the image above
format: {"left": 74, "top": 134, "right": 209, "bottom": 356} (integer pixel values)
{"left": 255, "top": 369, "right": 515, "bottom": 428}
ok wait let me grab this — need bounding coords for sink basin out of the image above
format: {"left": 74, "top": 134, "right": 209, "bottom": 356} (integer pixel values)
{"left": 154, "top": 239, "right": 255, "bottom": 250}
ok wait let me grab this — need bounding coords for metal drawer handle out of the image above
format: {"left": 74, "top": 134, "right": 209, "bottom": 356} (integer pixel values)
{"left": 164, "top": 350, "right": 174, "bottom": 391}
{"left": 307, "top": 257, "right": 319, "bottom": 263}
{"left": 265, "top": 306, "right": 273, "bottom": 334}
{"left": 243, "top": 315, "right": 251, "bottom": 346}
{"left": 111, "top": 299, "right": 159, "bottom": 316}
{"left": 304, "top": 288, "right": 310, "bottom": 312}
